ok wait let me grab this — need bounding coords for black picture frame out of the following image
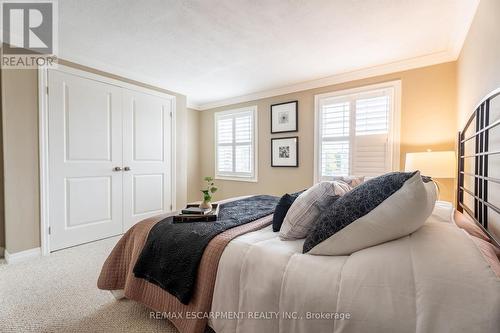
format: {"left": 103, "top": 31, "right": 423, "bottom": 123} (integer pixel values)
{"left": 270, "top": 101, "right": 298, "bottom": 133}
{"left": 271, "top": 136, "right": 299, "bottom": 167}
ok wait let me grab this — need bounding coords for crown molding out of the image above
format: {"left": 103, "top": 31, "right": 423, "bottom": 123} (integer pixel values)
{"left": 187, "top": 101, "right": 203, "bottom": 110}
{"left": 60, "top": 46, "right": 462, "bottom": 112}
{"left": 59, "top": 50, "right": 456, "bottom": 112}
{"left": 59, "top": 49, "right": 459, "bottom": 112}
{"left": 194, "top": 50, "right": 457, "bottom": 110}
{"left": 450, "top": 1, "right": 480, "bottom": 59}
{"left": 58, "top": 54, "right": 187, "bottom": 98}
{"left": 59, "top": 55, "right": 206, "bottom": 111}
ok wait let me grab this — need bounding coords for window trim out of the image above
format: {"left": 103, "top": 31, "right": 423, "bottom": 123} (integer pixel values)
{"left": 214, "top": 106, "right": 258, "bottom": 182}
{"left": 313, "top": 80, "right": 401, "bottom": 183}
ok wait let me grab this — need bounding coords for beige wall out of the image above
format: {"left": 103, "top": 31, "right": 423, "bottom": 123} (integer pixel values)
{"left": 187, "top": 108, "right": 201, "bottom": 202}
{"left": 1, "top": 68, "right": 40, "bottom": 254}
{"left": 1, "top": 60, "right": 189, "bottom": 254}
{"left": 199, "top": 62, "right": 457, "bottom": 202}
{"left": 457, "top": 0, "right": 500, "bottom": 127}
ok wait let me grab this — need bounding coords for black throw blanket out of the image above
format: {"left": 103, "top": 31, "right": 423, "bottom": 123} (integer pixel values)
{"left": 133, "top": 195, "right": 279, "bottom": 304}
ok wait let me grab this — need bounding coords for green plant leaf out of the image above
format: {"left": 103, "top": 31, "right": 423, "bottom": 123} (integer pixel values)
{"left": 210, "top": 187, "right": 218, "bottom": 193}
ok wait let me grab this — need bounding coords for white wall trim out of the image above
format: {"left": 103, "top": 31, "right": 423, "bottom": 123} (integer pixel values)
{"left": 38, "top": 67, "right": 50, "bottom": 256}
{"left": 64, "top": 48, "right": 458, "bottom": 112}
{"left": 170, "top": 98, "right": 178, "bottom": 210}
{"left": 4, "top": 247, "right": 41, "bottom": 264}
{"left": 313, "top": 80, "right": 402, "bottom": 184}
{"left": 194, "top": 50, "right": 455, "bottom": 111}
{"left": 313, "top": 94, "right": 320, "bottom": 185}
{"left": 38, "top": 64, "right": 177, "bottom": 254}
{"left": 392, "top": 81, "right": 402, "bottom": 171}
{"left": 450, "top": 1, "right": 480, "bottom": 59}
{"left": 187, "top": 101, "right": 203, "bottom": 110}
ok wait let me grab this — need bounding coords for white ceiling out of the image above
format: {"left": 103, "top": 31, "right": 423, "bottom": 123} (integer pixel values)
{"left": 58, "top": 0, "right": 479, "bottom": 109}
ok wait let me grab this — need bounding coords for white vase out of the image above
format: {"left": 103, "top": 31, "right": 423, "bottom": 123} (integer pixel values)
{"left": 199, "top": 200, "right": 212, "bottom": 210}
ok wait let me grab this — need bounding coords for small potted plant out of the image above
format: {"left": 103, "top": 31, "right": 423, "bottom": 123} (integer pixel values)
{"left": 200, "top": 176, "right": 218, "bottom": 210}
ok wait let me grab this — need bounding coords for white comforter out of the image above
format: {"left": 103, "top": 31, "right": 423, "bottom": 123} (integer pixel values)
{"left": 209, "top": 203, "right": 500, "bottom": 333}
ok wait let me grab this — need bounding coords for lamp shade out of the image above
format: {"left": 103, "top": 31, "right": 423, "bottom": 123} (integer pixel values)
{"left": 404, "top": 151, "right": 456, "bottom": 178}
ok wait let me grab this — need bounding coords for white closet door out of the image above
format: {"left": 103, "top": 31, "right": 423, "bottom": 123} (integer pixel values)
{"left": 48, "top": 70, "right": 124, "bottom": 251}
{"left": 122, "top": 89, "right": 173, "bottom": 230}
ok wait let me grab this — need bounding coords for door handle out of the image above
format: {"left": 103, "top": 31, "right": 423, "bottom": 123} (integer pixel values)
{"left": 113, "top": 166, "right": 122, "bottom": 172}
{"left": 124, "top": 166, "right": 131, "bottom": 171}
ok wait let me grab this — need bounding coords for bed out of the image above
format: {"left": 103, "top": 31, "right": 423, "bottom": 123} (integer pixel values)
{"left": 98, "top": 90, "right": 500, "bottom": 333}
{"left": 209, "top": 202, "right": 499, "bottom": 333}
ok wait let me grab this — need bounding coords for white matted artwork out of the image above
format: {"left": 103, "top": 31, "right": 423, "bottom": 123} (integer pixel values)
{"left": 271, "top": 101, "right": 298, "bottom": 133}
{"left": 271, "top": 136, "right": 298, "bottom": 167}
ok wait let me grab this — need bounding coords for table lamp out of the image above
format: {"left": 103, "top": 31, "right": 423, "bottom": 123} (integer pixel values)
{"left": 405, "top": 150, "right": 456, "bottom": 199}
{"left": 404, "top": 151, "right": 455, "bottom": 178}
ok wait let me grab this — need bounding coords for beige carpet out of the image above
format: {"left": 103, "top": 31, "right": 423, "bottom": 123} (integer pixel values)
{"left": 0, "top": 237, "right": 178, "bottom": 333}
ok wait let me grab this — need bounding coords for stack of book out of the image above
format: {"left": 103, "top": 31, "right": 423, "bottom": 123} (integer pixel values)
{"left": 181, "top": 207, "right": 212, "bottom": 215}
{"left": 173, "top": 204, "right": 220, "bottom": 222}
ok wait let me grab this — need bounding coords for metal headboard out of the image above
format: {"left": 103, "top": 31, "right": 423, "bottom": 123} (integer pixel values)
{"left": 457, "top": 88, "right": 500, "bottom": 248}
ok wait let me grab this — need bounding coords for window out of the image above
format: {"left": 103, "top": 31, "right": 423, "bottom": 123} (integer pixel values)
{"left": 215, "top": 106, "right": 258, "bottom": 181}
{"left": 314, "top": 81, "right": 400, "bottom": 181}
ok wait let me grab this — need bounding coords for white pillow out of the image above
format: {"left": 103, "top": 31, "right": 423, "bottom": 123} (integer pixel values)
{"left": 303, "top": 171, "right": 437, "bottom": 255}
{"left": 279, "top": 181, "right": 348, "bottom": 240}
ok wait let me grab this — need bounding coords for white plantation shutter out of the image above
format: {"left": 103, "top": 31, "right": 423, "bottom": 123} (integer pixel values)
{"left": 216, "top": 117, "right": 233, "bottom": 172}
{"left": 316, "top": 85, "right": 398, "bottom": 180}
{"left": 320, "top": 99, "right": 350, "bottom": 177}
{"left": 355, "top": 95, "right": 389, "bottom": 136}
{"left": 322, "top": 101, "right": 350, "bottom": 138}
{"left": 352, "top": 92, "right": 391, "bottom": 177}
{"left": 215, "top": 106, "right": 257, "bottom": 181}
{"left": 352, "top": 134, "right": 388, "bottom": 177}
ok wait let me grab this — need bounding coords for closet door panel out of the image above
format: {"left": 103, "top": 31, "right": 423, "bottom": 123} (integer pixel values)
{"left": 122, "top": 90, "right": 173, "bottom": 230}
{"left": 133, "top": 103, "right": 164, "bottom": 161}
{"left": 48, "top": 70, "right": 123, "bottom": 251}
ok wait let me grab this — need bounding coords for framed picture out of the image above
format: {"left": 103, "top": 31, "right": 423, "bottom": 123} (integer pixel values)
{"left": 270, "top": 101, "right": 298, "bottom": 133}
{"left": 271, "top": 136, "right": 299, "bottom": 167}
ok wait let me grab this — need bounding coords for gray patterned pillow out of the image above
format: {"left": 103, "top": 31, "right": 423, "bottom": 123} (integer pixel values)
{"left": 303, "top": 171, "right": 436, "bottom": 255}
{"left": 279, "top": 181, "right": 350, "bottom": 240}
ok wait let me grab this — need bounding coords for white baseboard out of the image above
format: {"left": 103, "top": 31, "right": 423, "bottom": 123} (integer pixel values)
{"left": 4, "top": 247, "right": 41, "bottom": 264}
